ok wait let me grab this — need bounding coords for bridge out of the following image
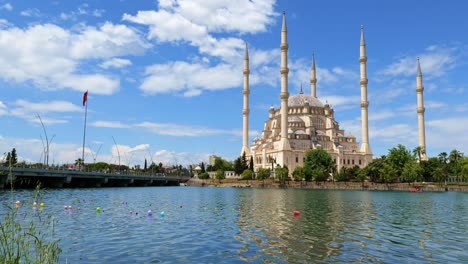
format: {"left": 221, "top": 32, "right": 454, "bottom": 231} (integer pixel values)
{"left": 0, "top": 166, "right": 190, "bottom": 189}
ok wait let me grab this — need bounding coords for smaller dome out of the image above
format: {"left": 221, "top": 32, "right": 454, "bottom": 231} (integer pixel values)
{"left": 288, "top": 128, "right": 293, "bottom": 134}
{"left": 295, "top": 130, "right": 306, "bottom": 135}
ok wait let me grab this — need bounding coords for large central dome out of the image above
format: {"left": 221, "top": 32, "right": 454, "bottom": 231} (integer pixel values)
{"left": 288, "top": 93, "right": 324, "bottom": 107}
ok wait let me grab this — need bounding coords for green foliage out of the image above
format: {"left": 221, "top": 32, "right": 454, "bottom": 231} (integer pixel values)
{"left": 86, "top": 162, "right": 110, "bottom": 172}
{"left": 10, "top": 148, "right": 18, "bottom": 166}
{"left": 379, "top": 162, "right": 398, "bottom": 183}
{"left": 448, "top": 149, "right": 464, "bottom": 177}
{"left": 233, "top": 158, "right": 243, "bottom": 175}
{"left": 234, "top": 153, "right": 249, "bottom": 175}
{"left": 198, "top": 172, "right": 209, "bottom": 179}
{"left": 304, "top": 148, "right": 334, "bottom": 182}
{"left": 249, "top": 156, "right": 254, "bottom": 171}
{"left": 335, "top": 165, "right": 361, "bottom": 182}
{"left": 0, "top": 183, "right": 61, "bottom": 263}
{"left": 200, "top": 162, "right": 206, "bottom": 173}
{"left": 387, "top": 144, "right": 414, "bottom": 178}
{"left": 275, "top": 165, "right": 289, "bottom": 182}
{"left": 215, "top": 169, "right": 225, "bottom": 180}
{"left": 432, "top": 167, "right": 447, "bottom": 184}
{"left": 401, "top": 161, "right": 424, "bottom": 183}
{"left": 292, "top": 166, "right": 305, "bottom": 181}
{"left": 256, "top": 168, "right": 271, "bottom": 180}
{"left": 241, "top": 169, "right": 253, "bottom": 180}
{"left": 211, "top": 156, "right": 234, "bottom": 172}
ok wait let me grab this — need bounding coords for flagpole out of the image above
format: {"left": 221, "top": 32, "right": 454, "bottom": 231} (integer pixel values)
{"left": 82, "top": 92, "right": 88, "bottom": 171}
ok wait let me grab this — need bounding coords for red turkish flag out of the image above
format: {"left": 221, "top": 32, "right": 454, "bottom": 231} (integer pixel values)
{"left": 83, "top": 90, "right": 88, "bottom": 106}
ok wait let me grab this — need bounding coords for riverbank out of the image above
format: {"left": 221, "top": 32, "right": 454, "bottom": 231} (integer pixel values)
{"left": 187, "top": 178, "right": 468, "bottom": 192}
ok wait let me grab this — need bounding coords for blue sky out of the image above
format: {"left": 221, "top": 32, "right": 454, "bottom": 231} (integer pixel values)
{"left": 0, "top": 0, "right": 467, "bottom": 166}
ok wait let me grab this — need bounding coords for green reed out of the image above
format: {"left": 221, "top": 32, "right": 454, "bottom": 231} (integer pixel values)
{"left": 0, "top": 163, "right": 61, "bottom": 263}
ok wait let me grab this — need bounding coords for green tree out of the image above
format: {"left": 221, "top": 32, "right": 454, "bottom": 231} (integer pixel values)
{"left": 448, "top": 149, "right": 463, "bottom": 180}
{"left": 363, "top": 158, "right": 386, "bottom": 183}
{"left": 144, "top": 158, "right": 147, "bottom": 171}
{"left": 249, "top": 156, "right": 254, "bottom": 171}
{"left": 401, "top": 161, "right": 424, "bottom": 183}
{"left": 10, "top": 148, "right": 18, "bottom": 166}
{"left": 234, "top": 157, "right": 243, "bottom": 175}
{"left": 334, "top": 166, "right": 348, "bottom": 182}
{"left": 460, "top": 157, "right": 468, "bottom": 179}
{"left": 357, "top": 169, "right": 368, "bottom": 184}
{"left": 432, "top": 167, "right": 447, "bottom": 185}
{"left": 215, "top": 169, "right": 225, "bottom": 182}
{"left": 241, "top": 152, "right": 248, "bottom": 171}
{"left": 256, "top": 168, "right": 271, "bottom": 181}
{"left": 200, "top": 162, "right": 206, "bottom": 173}
{"left": 4, "top": 152, "right": 11, "bottom": 166}
{"left": 387, "top": 144, "right": 414, "bottom": 179}
{"left": 198, "top": 172, "right": 210, "bottom": 179}
{"left": 304, "top": 148, "right": 334, "bottom": 182}
{"left": 292, "top": 166, "right": 305, "bottom": 181}
{"left": 379, "top": 162, "right": 398, "bottom": 183}
{"left": 241, "top": 169, "right": 253, "bottom": 180}
{"left": 275, "top": 165, "right": 289, "bottom": 183}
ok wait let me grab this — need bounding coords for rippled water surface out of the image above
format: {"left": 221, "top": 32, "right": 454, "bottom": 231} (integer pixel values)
{"left": 1, "top": 187, "right": 467, "bottom": 263}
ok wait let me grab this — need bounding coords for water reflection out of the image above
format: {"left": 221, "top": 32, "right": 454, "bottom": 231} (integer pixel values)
{"left": 1, "top": 188, "right": 467, "bottom": 263}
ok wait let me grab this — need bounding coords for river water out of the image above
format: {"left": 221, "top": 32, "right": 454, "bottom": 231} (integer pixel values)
{"left": 1, "top": 187, "right": 467, "bottom": 263}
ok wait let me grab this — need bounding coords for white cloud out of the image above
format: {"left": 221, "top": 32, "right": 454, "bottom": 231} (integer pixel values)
{"left": 368, "top": 110, "right": 395, "bottom": 121}
{"left": 379, "top": 45, "right": 458, "bottom": 77}
{"left": 20, "top": 8, "right": 40, "bottom": 17}
{"left": 1, "top": 3, "right": 12, "bottom": 11}
{"left": 91, "top": 121, "right": 130, "bottom": 128}
{"left": 0, "top": 101, "right": 7, "bottom": 115}
{"left": 426, "top": 117, "right": 468, "bottom": 152}
{"left": 60, "top": 4, "right": 105, "bottom": 21}
{"left": 8, "top": 99, "right": 82, "bottom": 124}
{"left": 0, "top": 23, "right": 149, "bottom": 95}
{"left": 320, "top": 95, "right": 360, "bottom": 110}
{"left": 99, "top": 58, "right": 132, "bottom": 69}
{"left": 135, "top": 121, "right": 238, "bottom": 137}
{"left": 123, "top": 0, "right": 276, "bottom": 61}
{"left": 140, "top": 61, "right": 241, "bottom": 96}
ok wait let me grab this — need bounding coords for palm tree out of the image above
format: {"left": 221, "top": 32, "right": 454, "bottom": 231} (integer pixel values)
{"left": 75, "top": 158, "right": 84, "bottom": 170}
{"left": 449, "top": 149, "right": 463, "bottom": 181}
{"left": 413, "top": 146, "right": 422, "bottom": 163}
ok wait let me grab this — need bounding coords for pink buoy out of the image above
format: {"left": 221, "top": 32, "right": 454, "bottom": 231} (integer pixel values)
{"left": 148, "top": 210, "right": 153, "bottom": 216}
{"left": 293, "top": 211, "right": 300, "bottom": 216}
{"left": 130, "top": 211, "right": 133, "bottom": 215}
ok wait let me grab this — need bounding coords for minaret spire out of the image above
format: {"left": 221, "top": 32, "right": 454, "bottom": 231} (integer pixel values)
{"left": 359, "top": 25, "right": 372, "bottom": 155}
{"left": 279, "top": 11, "right": 290, "bottom": 153}
{"left": 241, "top": 42, "right": 250, "bottom": 156}
{"left": 416, "top": 57, "right": 428, "bottom": 160}
{"left": 310, "top": 51, "right": 317, "bottom": 98}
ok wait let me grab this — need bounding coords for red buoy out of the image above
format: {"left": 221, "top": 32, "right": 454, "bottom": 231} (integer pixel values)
{"left": 293, "top": 211, "right": 300, "bottom": 216}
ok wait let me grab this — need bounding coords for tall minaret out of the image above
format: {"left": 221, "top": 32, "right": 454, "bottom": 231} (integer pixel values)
{"left": 280, "top": 11, "right": 290, "bottom": 151}
{"left": 416, "top": 57, "right": 428, "bottom": 160}
{"left": 359, "top": 25, "right": 372, "bottom": 154}
{"left": 310, "top": 52, "right": 317, "bottom": 98}
{"left": 241, "top": 42, "right": 250, "bottom": 156}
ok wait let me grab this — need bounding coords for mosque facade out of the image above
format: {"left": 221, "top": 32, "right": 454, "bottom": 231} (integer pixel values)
{"left": 240, "top": 12, "right": 374, "bottom": 174}
{"left": 241, "top": 13, "right": 429, "bottom": 175}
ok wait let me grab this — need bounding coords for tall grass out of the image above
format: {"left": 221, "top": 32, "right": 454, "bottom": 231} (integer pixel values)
{"left": 0, "top": 162, "right": 61, "bottom": 263}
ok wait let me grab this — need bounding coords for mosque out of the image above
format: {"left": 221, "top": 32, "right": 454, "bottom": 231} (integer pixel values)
{"left": 240, "top": 12, "right": 428, "bottom": 175}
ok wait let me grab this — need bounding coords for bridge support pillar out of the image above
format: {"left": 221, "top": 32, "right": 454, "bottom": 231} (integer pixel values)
{"left": 65, "top": 176, "right": 72, "bottom": 184}
{"left": 103, "top": 178, "right": 108, "bottom": 184}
